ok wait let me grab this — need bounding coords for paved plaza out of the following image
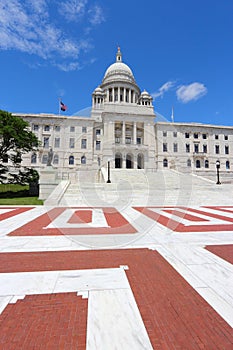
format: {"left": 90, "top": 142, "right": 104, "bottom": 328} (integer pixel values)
{"left": 0, "top": 173, "right": 233, "bottom": 349}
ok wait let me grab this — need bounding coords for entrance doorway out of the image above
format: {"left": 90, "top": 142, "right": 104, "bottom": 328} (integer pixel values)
{"left": 126, "top": 154, "right": 133, "bottom": 169}
{"left": 115, "top": 153, "right": 122, "bottom": 168}
{"left": 137, "top": 154, "right": 144, "bottom": 169}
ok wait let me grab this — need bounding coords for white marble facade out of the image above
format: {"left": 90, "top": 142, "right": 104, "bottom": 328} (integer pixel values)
{"left": 11, "top": 48, "right": 232, "bottom": 179}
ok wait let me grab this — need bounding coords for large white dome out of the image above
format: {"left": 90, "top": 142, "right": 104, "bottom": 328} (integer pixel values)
{"left": 101, "top": 48, "right": 137, "bottom": 86}
{"left": 104, "top": 62, "right": 134, "bottom": 79}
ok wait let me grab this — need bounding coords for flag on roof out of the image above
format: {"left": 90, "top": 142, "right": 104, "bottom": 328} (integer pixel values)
{"left": 60, "top": 101, "right": 67, "bottom": 111}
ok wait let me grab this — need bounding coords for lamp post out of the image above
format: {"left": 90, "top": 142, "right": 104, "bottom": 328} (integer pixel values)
{"left": 107, "top": 160, "right": 111, "bottom": 183}
{"left": 216, "top": 160, "right": 221, "bottom": 185}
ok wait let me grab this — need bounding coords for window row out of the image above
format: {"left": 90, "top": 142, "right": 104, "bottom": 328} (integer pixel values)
{"left": 163, "top": 159, "right": 230, "bottom": 169}
{"left": 33, "top": 125, "right": 88, "bottom": 133}
{"left": 163, "top": 131, "right": 229, "bottom": 140}
{"left": 31, "top": 154, "right": 87, "bottom": 165}
{"left": 163, "top": 143, "right": 230, "bottom": 154}
{"left": 43, "top": 138, "right": 88, "bottom": 149}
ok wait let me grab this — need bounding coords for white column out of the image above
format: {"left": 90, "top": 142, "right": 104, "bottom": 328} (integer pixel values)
{"left": 123, "top": 88, "right": 126, "bottom": 102}
{"left": 122, "top": 121, "right": 125, "bottom": 144}
{"left": 133, "top": 122, "right": 137, "bottom": 145}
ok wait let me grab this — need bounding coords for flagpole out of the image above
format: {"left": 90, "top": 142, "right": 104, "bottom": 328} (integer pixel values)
{"left": 58, "top": 98, "right": 61, "bottom": 116}
{"left": 171, "top": 106, "right": 174, "bottom": 123}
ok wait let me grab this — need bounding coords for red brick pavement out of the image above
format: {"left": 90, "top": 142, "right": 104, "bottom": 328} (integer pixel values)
{"left": 134, "top": 206, "right": 233, "bottom": 232}
{"left": 8, "top": 207, "right": 137, "bottom": 236}
{"left": 0, "top": 249, "right": 232, "bottom": 349}
{"left": 205, "top": 244, "right": 233, "bottom": 265}
{"left": 0, "top": 207, "right": 33, "bottom": 221}
{"left": 0, "top": 293, "right": 88, "bottom": 350}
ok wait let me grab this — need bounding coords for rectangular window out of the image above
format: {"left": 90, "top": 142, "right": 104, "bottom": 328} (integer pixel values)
{"left": 137, "top": 137, "right": 141, "bottom": 145}
{"left": 70, "top": 126, "right": 75, "bottom": 132}
{"left": 55, "top": 126, "right": 60, "bottom": 132}
{"left": 43, "top": 137, "right": 49, "bottom": 148}
{"left": 224, "top": 135, "right": 228, "bottom": 140}
{"left": 225, "top": 145, "right": 229, "bottom": 154}
{"left": 82, "top": 126, "right": 87, "bottom": 133}
{"left": 194, "top": 144, "right": 199, "bottom": 153}
{"left": 173, "top": 132, "right": 177, "bottom": 137}
{"left": 69, "top": 138, "right": 75, "bottom": 148}
{"left": 202, "top": 134, "right": 207, "bottom": 139}
{"left": 173, "top": 143, "right": 178, "bottom": 152}
{"left": 215, "top": 134, "right": 219, "bottom": 140}
{"left": 115, "top": 138, "right": 120, "bottom": 144}
{"left": 44, "top": 125, "right": 50, "bottom": 132}
{"left": 163, "top": 143, "right": 167, "bottom": 152}
{"left": 96, "top": 141, "right": 101, "bottom": 150}
{"left": 163, "top": 131, "right": 167, "bottom": 137}
{"left": 203, "top": 145, "right": 207, "bottom": 153}
{"left": 54, "top": 138, "right": 60, "bottom": 148}
{"left": 81, "top": 139, "right": 87, "bottom": 149}
{"left": 42, "top": 154, "right": 48, "bottom": 164}
{"left": 215, "top": 145, "right": 220, "bottom": 154}
{"left": 125, "top": 137, "right": 131, "bottom": 144}
{"left": 33, "top": 124, "right": 39, "bottom": 131}
{"left": 194, "top": 133, "right": 198, "bottom": 139}
{"left": 96, "top": 129, "right": 101, "bottom": 135}
{"left": 185, "top": 132, "right": 189, "bottom": 138}
{"left": 186, "top": 144, "right": 190, "bottom": 153}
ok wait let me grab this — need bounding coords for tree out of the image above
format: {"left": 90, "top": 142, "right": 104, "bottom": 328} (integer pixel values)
{"left": 0, "top": 110, "right": 40, "bottom": 183}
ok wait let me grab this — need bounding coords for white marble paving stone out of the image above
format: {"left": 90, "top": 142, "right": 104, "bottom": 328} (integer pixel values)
{"left": 0, "top": 267, "right": 129, "bottom": 296}
{"left": 0, "top": 271, "right": 59, "bottom": 295}
{"left": 156, "top": 246, "right": 207, "bottom": 288}
{"left": 86, "top": 289, "right": 153, "bottom": 350}
{"left": 196, "top": 286, "right": 233, "bottom": 328}
{"left": 46, "top": 208, "right": 109, "bottom": 229}
{"left": 188, "top": 263, "right": 233, "bottom": 306}
{"left": 54, "top": 268, "right": 129, "bottom": 293}
{"left": 0, "top": 296, "right": 13, "bottom": 314}
{"left": 0, "top": 209, "right": 15, "bottom": 214}
{"left": 0, "top": 206, "right": 47, "bottom": 236}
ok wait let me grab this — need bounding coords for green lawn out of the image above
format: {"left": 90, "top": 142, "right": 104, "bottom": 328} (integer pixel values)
{"left": 0, "top": 184, "right": 43, "bottom": 205}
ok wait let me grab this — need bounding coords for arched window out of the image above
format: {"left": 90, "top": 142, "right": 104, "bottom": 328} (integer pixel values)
{"left": 31, "top": 153, "right": 37, "bottom": 164}
{"left": 163, "top": 158, "right": 168, "bottom": 168}
{"left": 226, "top": 160, "right": 230, "bottom": 170}
{"left": 69, "top": 155, "right": 74, "bottom": 165}
{"left": 205, "top": 160, "right": 209, "bottom": 168}
{"left": 187, "top": 159, "right": 191, "bottom": 167}
{"left": 196, "top": 160, "right": 201, "bottom": 168}
{"left": 81, "top": 155, "right": 86, "bottom": 164}
{"left": 53, "top": 154, "right": 59, "bottom": 165}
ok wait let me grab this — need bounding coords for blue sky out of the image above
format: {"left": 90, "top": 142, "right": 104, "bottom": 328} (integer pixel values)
{"left": 0, "top": 0, "right": 232, "bottom": 126}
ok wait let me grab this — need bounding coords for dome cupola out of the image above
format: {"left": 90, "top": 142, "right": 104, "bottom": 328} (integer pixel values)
{"left": 100, "top": 47, "right": 140, "bottom": 104}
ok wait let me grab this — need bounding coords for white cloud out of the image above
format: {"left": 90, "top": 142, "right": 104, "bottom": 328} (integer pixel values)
{"left": 151, "top": 81, "right": 176, "bottom": 99}
{"left": 0, "top": 0, "right": 104, "bottom": 70}
{"left": 58, "top": 0, "right": 88, "bottom": 22}
{"left": 56, "top": 62, "right": 81, "bottom": 72}
{"left": 88, "top": 5, "right": 105, "bottom": 25}
{"left": 176, "top": 83, "right": 207, "bottom": 103}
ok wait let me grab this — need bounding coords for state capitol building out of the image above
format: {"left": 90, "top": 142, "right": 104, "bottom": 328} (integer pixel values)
{"left": 15, "top": 48, "right": 232, "bottom": 182}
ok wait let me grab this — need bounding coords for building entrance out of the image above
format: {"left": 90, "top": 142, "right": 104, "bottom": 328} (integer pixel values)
{"left": 126, "top": 154, "right": 133, "bottom": 169}
{"left": 115, "top": 153, "right": 122, "bottom": 168}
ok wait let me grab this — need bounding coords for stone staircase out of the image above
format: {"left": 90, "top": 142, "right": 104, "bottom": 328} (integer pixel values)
{"left": 58, "top": 169, "right": 232, "bottom": 207}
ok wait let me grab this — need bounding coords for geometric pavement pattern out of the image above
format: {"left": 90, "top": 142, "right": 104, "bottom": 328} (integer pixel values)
{"left": 0, "top": 206, "right": 233, "bottom": 349}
